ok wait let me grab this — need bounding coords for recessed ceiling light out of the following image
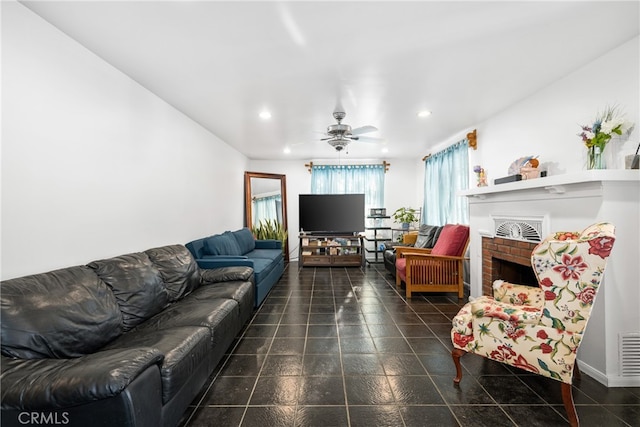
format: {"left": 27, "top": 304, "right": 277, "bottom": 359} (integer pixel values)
{"left": 417, "top": 110, "right": 432, "bottom": 118}
{"left": 259, "top": 111, "right": 272, "bottom": 120}
{"left": 283, "top": 147, "right": 291, "bottom": 154}
{"left": 381, "top": 147, "right": 389, "bottom": 153}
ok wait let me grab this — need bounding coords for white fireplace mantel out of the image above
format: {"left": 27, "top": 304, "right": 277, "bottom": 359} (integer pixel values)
{"left": 460, "top": 169, "right": 640, "bottom": 387}
{"left": 461, "top": 169, "right": 639, "bottom": 199}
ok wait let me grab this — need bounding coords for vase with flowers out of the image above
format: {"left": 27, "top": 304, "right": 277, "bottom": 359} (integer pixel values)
{"left": 578, "top": 106, "right": 634, "bottom": 170}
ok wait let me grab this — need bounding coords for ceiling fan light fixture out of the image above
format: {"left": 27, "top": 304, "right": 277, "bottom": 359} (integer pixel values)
{"left": 328, "top": 138, "right": 349, "bottom": 151}
{"left": 319, "top": 108, "right": 378, "bottom": 152}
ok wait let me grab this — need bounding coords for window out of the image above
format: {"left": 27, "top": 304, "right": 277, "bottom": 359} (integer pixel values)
{"left": 310, "top": 164, "right": 385, "bottom": 212}
{"left": 422, "top": 139, "right": 469, "bottom": 225}
{"left": 252, "top": 194, "right": 282, "bottom": 226}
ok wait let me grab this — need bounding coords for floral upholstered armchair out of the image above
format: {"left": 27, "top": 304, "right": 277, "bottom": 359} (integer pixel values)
{"left": 451, "top": 222, "right": 615, "bottom": 427}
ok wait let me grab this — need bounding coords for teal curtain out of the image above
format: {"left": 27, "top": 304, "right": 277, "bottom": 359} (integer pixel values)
{"left": 422, "top": 140, "right": 469, "bottom": 225}
{"left": 310, "top": 164, "right": 385, "bottom": 212}
{"left": 252, "top": 194, "right": 281, "bottom": 227}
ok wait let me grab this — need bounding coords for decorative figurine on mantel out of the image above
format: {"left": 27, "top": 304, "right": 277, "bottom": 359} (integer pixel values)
{"left": 520, "top": 157, "right": 540, "bottom": 180}
{"left": 473, "top": 165, "right": 488, "bottom": 187}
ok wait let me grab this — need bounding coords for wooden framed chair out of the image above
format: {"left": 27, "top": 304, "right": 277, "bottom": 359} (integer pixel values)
{"left": 451, "top": 222, "right": 616, "bottom": 427}
{"left": 395, "top": 224, "right": 469, "bottom": 299}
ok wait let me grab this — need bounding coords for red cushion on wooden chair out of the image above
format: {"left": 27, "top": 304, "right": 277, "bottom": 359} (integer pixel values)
{"left": 431, "top": 224, "right": 469, "bottom": 256}
{"left": 395, "top": 257, "right": 407, "bottom": 281}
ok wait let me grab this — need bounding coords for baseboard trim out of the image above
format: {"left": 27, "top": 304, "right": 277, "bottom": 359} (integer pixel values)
{"left": 578, "top": 359, "right": 640, "bottom": 387}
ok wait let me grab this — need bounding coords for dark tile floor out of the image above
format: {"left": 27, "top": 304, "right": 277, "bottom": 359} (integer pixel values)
{"left": 180, "top": 262, "right": 640, "bottom": 427}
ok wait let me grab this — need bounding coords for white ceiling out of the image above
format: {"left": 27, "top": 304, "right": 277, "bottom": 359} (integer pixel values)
{"left": 21, "top": 1, "right": 640, "bottom": 160}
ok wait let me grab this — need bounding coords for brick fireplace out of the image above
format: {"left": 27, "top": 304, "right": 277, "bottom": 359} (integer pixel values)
{"left": 479, "top": 215, "right": 544, "bottom": 296}
{"left": 481, "top": 236, "right": 538, "bottom": 296}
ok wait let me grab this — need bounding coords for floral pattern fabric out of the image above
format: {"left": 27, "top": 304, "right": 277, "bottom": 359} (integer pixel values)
{"left": 451, "top": 222, "right": 615, "bottom": 384}
{"left": 492, "top": 280, "right": 543, "bottom": 307}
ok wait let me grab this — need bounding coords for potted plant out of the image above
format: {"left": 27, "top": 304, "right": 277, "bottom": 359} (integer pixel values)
{"left": 252, "top": 219, "right": 288, "bottom": 256}
{"left": 392, "top": 207, "right": 419, "bottom": 230}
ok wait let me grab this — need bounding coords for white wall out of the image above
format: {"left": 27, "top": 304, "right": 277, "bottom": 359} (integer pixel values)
{"left": 473, "top": 36, "right": 639, "bottom": 181}
{"left": 1, "top": 3, "right": 248, "bottom": 280}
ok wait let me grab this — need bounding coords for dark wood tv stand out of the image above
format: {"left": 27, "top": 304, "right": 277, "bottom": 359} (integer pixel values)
{"left": 299, "top": 234, "right": 364, "bottom": 267}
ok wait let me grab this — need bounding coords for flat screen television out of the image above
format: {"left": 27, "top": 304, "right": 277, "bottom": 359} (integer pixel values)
{"left": 299, "top": 194, "right": 365, "bottom": 234}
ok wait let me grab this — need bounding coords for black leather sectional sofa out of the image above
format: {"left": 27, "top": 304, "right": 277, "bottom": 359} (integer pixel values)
{"left": 1, "top": 245, "right": 255, "bottom": 427}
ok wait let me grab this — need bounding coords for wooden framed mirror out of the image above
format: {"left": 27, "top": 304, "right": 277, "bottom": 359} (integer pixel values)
{"left": 244, "top": 171, "right": 289, "bottom": 261}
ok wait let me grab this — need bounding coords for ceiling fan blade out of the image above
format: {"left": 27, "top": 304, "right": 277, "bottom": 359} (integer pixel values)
{"left": 357, "top": 136, "right": 385, "bottom": 143}
{"left": 351, "top": 125, "right": 378, "bottom": 135}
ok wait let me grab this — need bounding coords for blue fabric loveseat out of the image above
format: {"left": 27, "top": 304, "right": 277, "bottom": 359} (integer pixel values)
{"left": 186, "top": 228, "right": 284, "bottom": 307}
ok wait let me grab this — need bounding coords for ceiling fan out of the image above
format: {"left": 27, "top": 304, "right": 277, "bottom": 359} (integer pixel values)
{"left": 320, "top": 109, "right": 380, "bottom": 151}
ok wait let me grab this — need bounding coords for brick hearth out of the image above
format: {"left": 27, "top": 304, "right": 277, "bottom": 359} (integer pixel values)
{"left": 481, "top": 236, "right": 538, "bottom": 296}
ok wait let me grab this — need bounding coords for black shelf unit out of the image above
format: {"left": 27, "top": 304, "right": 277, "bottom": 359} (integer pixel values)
{"left": 364, "top": 215, "right": 391, "bottom": 264}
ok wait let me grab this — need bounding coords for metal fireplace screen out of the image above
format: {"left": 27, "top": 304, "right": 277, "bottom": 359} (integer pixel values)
{"left": 493, "top": 216, "right": 544, "bottom": 243}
